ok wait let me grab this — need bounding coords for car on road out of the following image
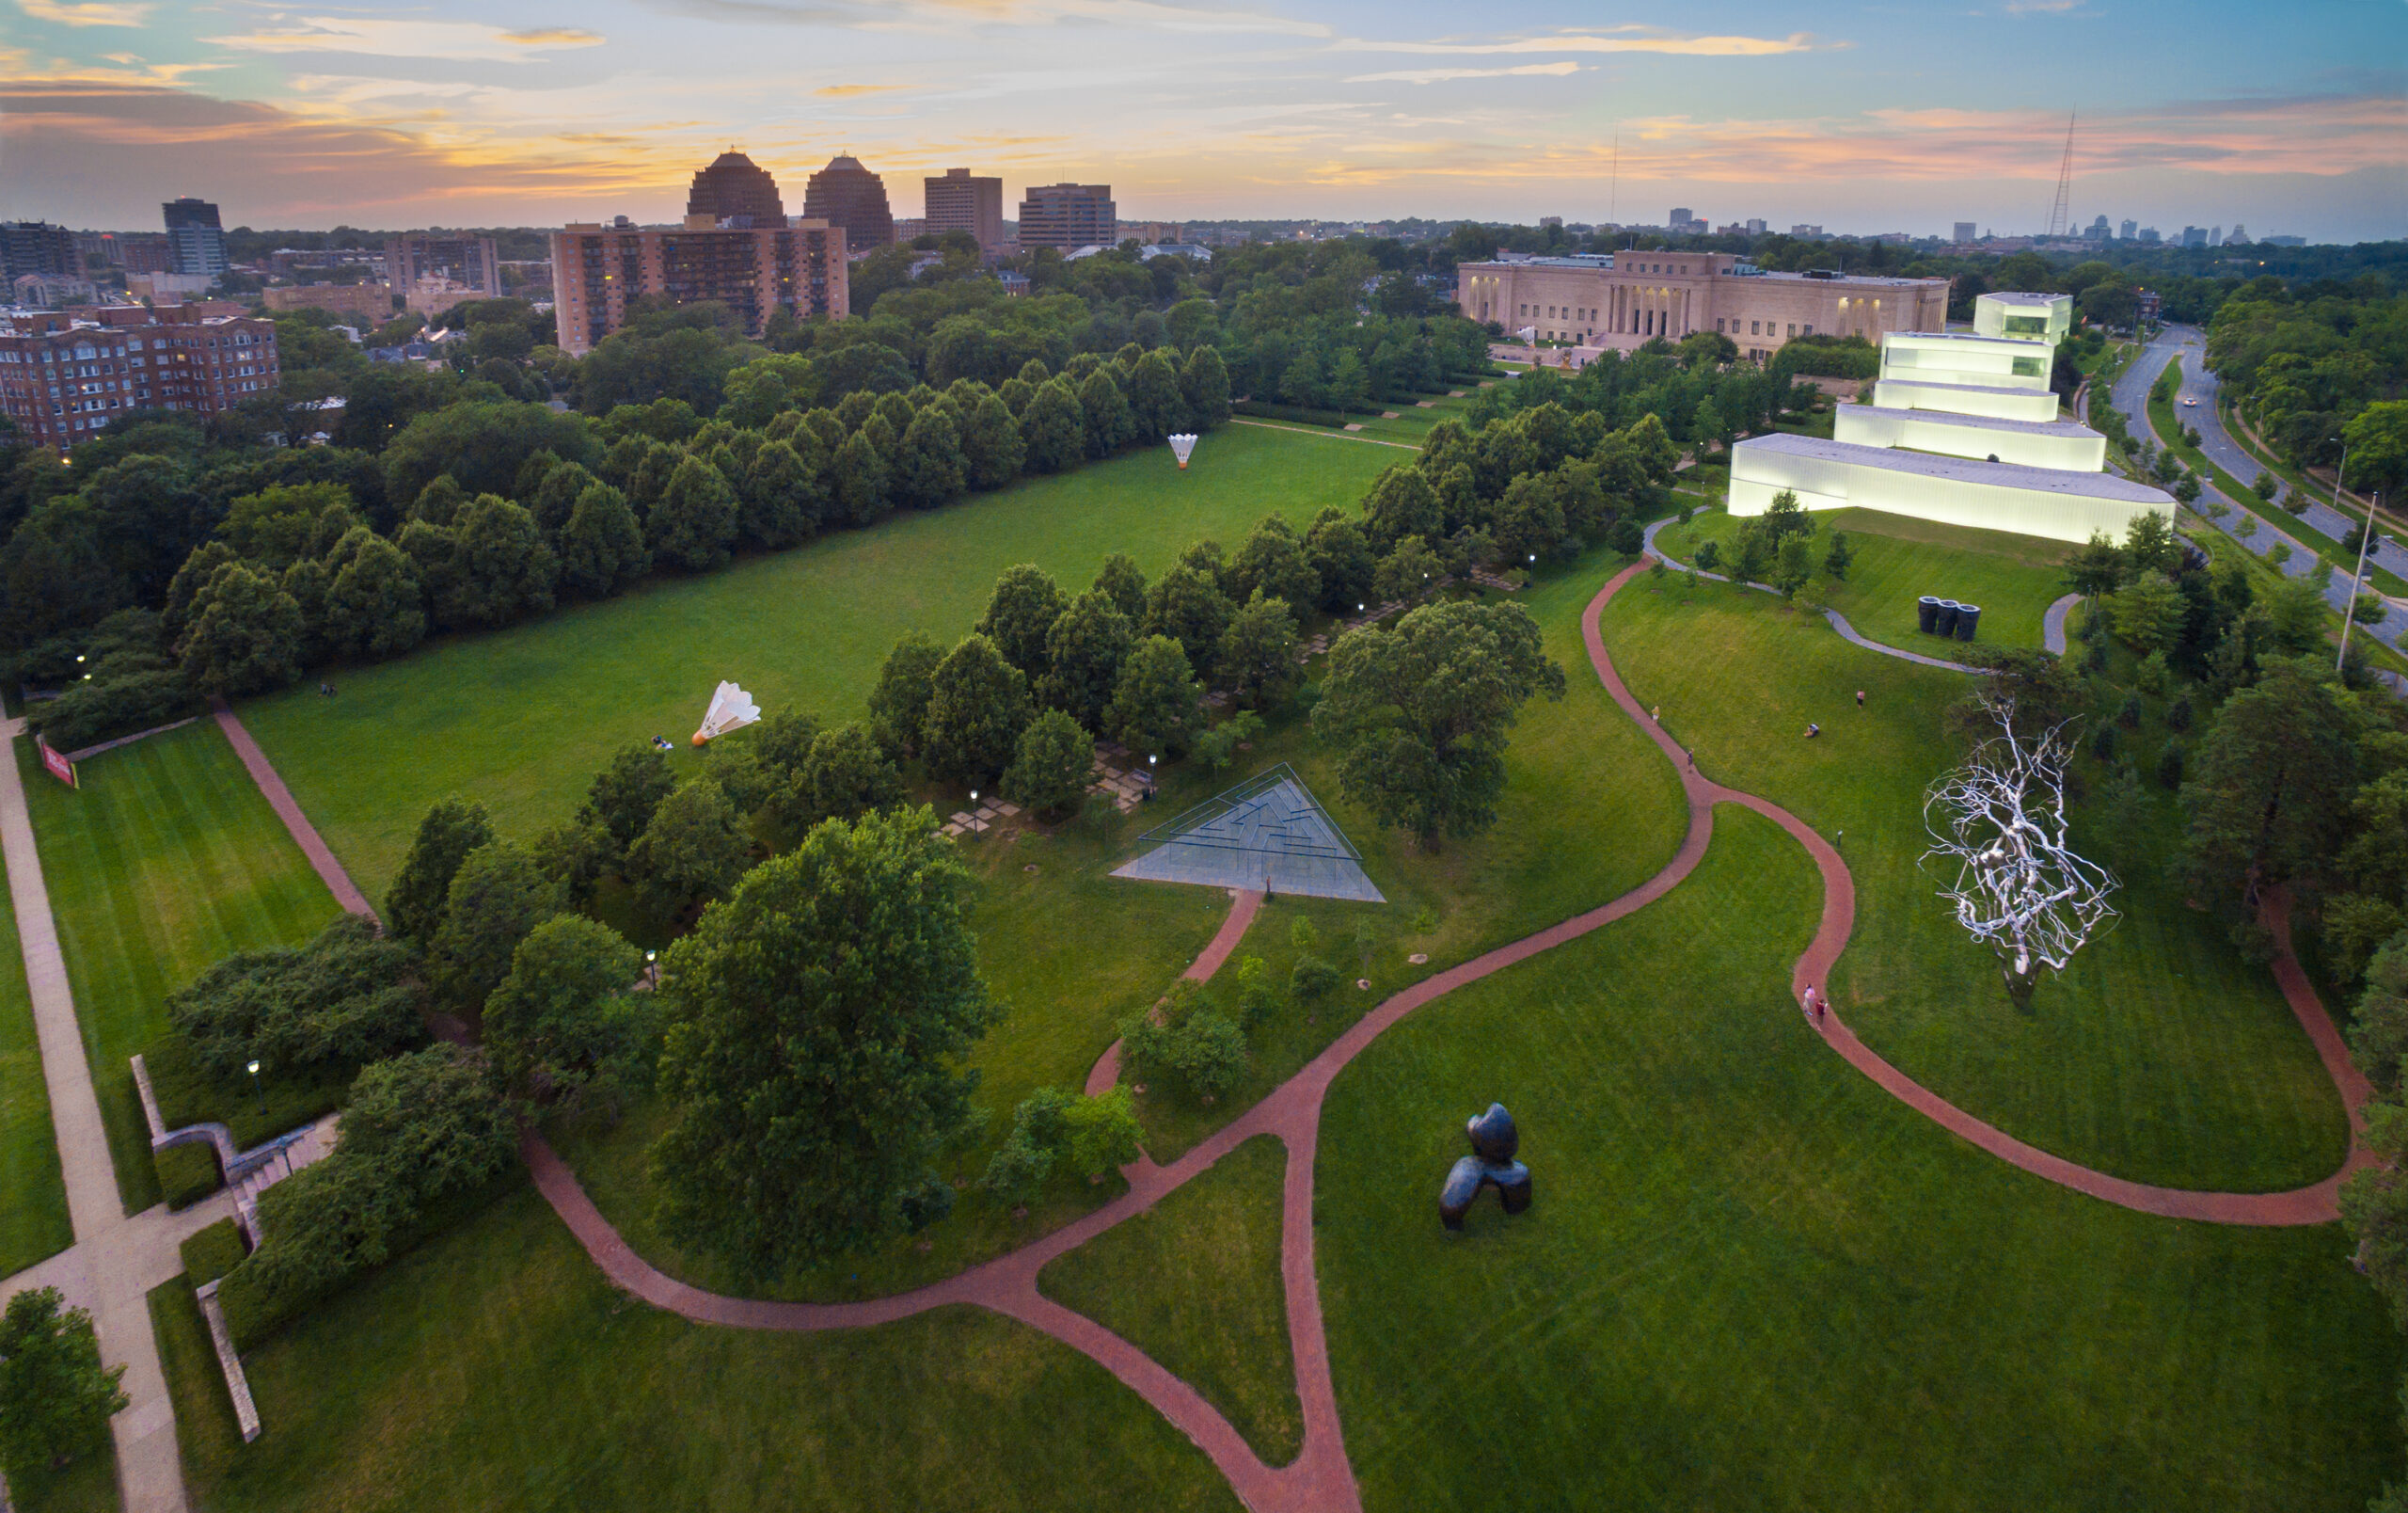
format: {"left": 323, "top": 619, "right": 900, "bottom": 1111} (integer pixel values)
{"left": 2181, "top": 397, "right": 2199, "bottom": 407}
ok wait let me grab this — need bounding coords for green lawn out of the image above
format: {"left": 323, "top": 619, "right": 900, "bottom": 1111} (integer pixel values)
{"left": 0, "top": 814, "right": 71, "bottom": 1276}
{"left": 160, "top": 1185, "right": 1243, "bottom": 1513}
{"left": 1317, "top": 804, "right": 2398, "bottom": 1512}
{"left": 1596, "top": 574, "right": 2348, "bottom": 1191}
{"left": 240, "top": 423, "right": 1400, "bottom": 907}
{"left": 549, "top": 544, "right": 1687, "bottom": 1301}
{"left": 16, "top": 726, "right": 342, "bottom": 1213}
{"left": 1655, "top": 507, "right": 2075, "bottom": 651}
{"left": 1039, "top": 1136, "right": 1301, "bottom": 1466}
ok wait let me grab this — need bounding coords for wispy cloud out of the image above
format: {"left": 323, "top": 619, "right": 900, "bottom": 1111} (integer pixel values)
{"left": 1344, "top": 61, "right": 1581, "bottom": 85}
{"left": 203, "top": 18, "right": 606, "bottom": 63}
{"left": 640, "top": 0, "right": 1328, "bottom": 35}
{"left": 1334, "top": 27, "right": 1832, "bottom": 58}
{"left": 17, "top": 0, "right": 150, "bottom": 27}
{"left": 815, "top": 82, "right": 913, "bottom": 97}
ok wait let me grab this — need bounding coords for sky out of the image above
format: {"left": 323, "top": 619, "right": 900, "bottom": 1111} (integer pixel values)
{"left": 2, "top": 0, "right": 2402, "bottom": 240}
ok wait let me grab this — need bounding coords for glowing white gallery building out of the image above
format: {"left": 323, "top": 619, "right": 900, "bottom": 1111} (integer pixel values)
{"left": 1729, "top": 292, "right": 2175, "bottom": 546}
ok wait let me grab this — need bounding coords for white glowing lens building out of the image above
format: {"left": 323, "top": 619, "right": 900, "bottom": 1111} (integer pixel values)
{"left": 1731, "top": 291, "right": 2172, "bottom": 546}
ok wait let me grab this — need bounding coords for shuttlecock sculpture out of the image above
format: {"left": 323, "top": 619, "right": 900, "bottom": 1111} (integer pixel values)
{"left": 1168, "top": 433, "right": 1198, "bottom": 470}
{"left": 692, "top": 680, "right": 761, "bottom": 745}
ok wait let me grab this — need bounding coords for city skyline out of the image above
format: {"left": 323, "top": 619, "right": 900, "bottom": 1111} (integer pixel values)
{"left": 1, "top": 0, "right": 2400, "bottom": 240}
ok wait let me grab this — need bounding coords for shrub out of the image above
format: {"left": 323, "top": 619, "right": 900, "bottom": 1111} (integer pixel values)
{"left": 1291, "top": 954, "right": 1341, "bottom": 1002}
{"left": 2156, "top": 741, "right": 2186, "bottom": 789}
{"left": 2165, "top": 695, "right": 2194, "bottom": 732}
{"left": 155, "top": 1141, "right": 222, "bottom": 1211}
{"left": 24, "top": 668, "right": 202, "bottom": 753}
{"left": 166, "top": 914, "right": 427, "bottom": 1081}
{"left": 2089, "top": 724, "right": 2119, "bottom": 762}
{"left": 180, "top": 1218, "right": 246, "bottom": 1288}
{"left": 1117, "top": 983, "right": 1248, "bottom": 1104}
{"left": 1233, "top": 955, "right": 1278, "bottom": 1029}
{"left": 978, "top": 1085, "right": 1145, "bottom": 1202}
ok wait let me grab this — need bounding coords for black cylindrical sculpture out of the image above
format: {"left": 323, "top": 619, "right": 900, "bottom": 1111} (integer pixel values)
{"left": 1934, "top": 599, "right": 1961, "bottom": 637}
{"left": 1917, "top": 596, "right": 1940, "bottom": 634}
{"left": 1439, "top": 1104, "right": 1532, "bottom": 1232}
{"left": 1956, "top": 604, "right": 1981, "bottom": 642}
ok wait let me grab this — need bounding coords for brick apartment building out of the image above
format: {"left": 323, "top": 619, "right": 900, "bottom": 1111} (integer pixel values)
{"left": 1017, "top": 183, "right": 1116, "bottom": 250}
{"left": 548, "top": 217, "right": 848, "bottom": 357}
{"left": 0, "top": 303, "right": 279, "bottom": 451}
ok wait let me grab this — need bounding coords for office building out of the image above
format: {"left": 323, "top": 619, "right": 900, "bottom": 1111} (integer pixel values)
{"left": 2227, "top": 223, "right": 2250, "bottom": 246}
{"left": 2119, "top": 218, "right": 2137, "bottom": 241}
{"left": 687, "top": 151, "right": 785, "bottom": 225}
{"left": 925, "top": 168, "right": 1006, "bottom": 251}
{"left": 2138, "top": 226, "right": 2162, "bottom": 244}
{"left": 0, "top": 302, "right": 278, "bottom": 452}
{"left": 1790, "top": 224, "right": 1823, "bottom": 238}
{"left": 1730, "top": 291, "right": 2172, "bottom": 546}
{"left": 162, "top": 198, "right": 229, "bottom": 279}
{"left": 1745, "top": 218, "right": 1767, "bottom": 235}
{"left": 802, "top": 155, "right": 895, "bottom": 252}
{"left": 1018, "top": 183, "right": 1117, "bottom": 250}
{"left": 2086, "top": 214, "right": 2111, "bottom": 240}
{"left": 1, "top": 222, "right": 79, "bottom": 283}
{"left": 549, "top": 215, "right": 848, "bottom": 357}
{"left": 98, "top": 232, "right": 174, "bottom": 274}
{"left": 1454, "top": 251, "right": 1947, "bottom": 361}
{"left": 2180, "top": 226, "right": 2209, "bottom": 248}
{"left": 1953, "top": 221, "right": 1977, "bottom": 244}
{"left": 385, "top": 233, "right": 500, "bottom": 296}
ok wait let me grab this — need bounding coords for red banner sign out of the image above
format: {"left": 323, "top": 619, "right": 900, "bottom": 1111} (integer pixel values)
{"left": 39, "top": 740, "right": 75, "bottom": 789}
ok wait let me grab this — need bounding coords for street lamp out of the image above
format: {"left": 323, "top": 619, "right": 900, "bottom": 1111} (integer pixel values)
{"left": 246, "top": 1059, "right": 263, "bottom": 1117}
{"left": 1146, "top": 754, "right": 1157, "bottom": 799}
{"left": 645, "top": 949, "right": 657, "bottom": 988}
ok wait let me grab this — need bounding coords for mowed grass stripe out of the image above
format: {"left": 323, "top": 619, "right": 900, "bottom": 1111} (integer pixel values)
{"left": 240, "top": 424, "right": 1400, "bottom": 904}
{"left": 0, "top": 825, "right": 71, "bottom": 1276}
{"left": 18, "top": 725, "right": 341, "bottom": 1213}
{"left": 1317, "top": 806, "right": 2396, "bottom": 1512}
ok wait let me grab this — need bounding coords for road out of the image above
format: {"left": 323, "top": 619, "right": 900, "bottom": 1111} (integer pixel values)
{"left": 2113, "top": 326, "right": 2404, "bottom": 663}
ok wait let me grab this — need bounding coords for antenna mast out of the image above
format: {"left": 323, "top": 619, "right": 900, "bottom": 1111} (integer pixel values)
{"left": 1608, "top": 132, "right": 1619, "bottom": 228}
{"left": 2045, "top": 111, "right": 2075, "bottom": 239}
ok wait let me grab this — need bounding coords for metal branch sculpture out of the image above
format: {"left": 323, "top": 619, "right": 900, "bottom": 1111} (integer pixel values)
{"left": 1922, "top": 693, "right": 2119, "bottom": 1007}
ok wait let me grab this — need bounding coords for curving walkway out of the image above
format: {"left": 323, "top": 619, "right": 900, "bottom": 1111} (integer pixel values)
{"left": 2041, "top": 592, "right": 2083, "bottom": 656}
{"left": 214, "top": 555, "right": 2377, "bottom": 1510}
{"left": 1642, "top": 518, "right": 1982, "bottom": 672}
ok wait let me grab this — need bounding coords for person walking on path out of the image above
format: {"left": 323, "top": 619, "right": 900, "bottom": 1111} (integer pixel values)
{"left": 1652, "top": 705, "right": 1661, "bottom": 724}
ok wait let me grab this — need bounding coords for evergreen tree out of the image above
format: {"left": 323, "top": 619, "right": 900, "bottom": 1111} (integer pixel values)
{"left": 1002, "top": 709, "right": 1093, "bottom": 820}
{"left": 1107, "top": 634, "right": 1201, "bottom": 757}
{"left": 1038, "top": 588, "right": 1135, "bottom": 730}
{"left": 960, "top": 392, "right": 1027, "bottom": 489}
{"left": 1141, "top": 563, "right": 1236, "bottom": 675}
{"left": 386, "top": 797, "right": 493, "bottom": 943}
{"left": 868, "top": 630, "right": 943, "bottom": 756}
{"left": 895, "top": 406, "right": 968, "bottom": 510}
{"left": 1179, "top": 345, "right": 1233, "bottom": 428}
{"left": 1093, "top": 552, "right": 1148, "bottom": 621}
{"left": 740, "top": 438, "right": 819, "bottom": 549}
{"left": 1077, "top": 368, "right": 1136, "bottom": 458}
{"left": 428, "top": 838, "right": 562, "bottom": 1013}
{"left": 178, "top": 561, "right": 303, "bottom": 696}
{"left": 648, "top": 455, "right": 739, "bottom": 571}
{"left": 557, "top": 483, "right": 651, "bottom": 599}
{"left": 921, "top": 633, "right": 1034, "bottom": 788}
{"left": 1220, "top": 590, "right": 1303, "bottom": 709}
{"left": 323, "top": 528, "right": 426, "bottom": 661}
{"left": 625, "top": 776, "right": 752, "bottom": 919}
{"left": 832, "top": 428, "right": 891, "bottom": 526}
{"left": 1020, "top": 377, "right": 1086, "bottom": 473}
{"left": 1122, "top": 349, "right": 1188, "bottom": 443}
{"left": 976, "top": 563, "right": 1067, "bottom": 682}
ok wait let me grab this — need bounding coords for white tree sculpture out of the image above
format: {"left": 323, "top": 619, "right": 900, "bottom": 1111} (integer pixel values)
{"left": 1922, "top": 693, "right": 2119, "bottom": 1006}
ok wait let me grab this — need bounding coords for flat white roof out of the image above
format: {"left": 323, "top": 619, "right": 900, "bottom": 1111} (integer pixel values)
{"left": 1981, "top": 291, "right": 2067, "bottom": 306}
{"left": 1735, "top": 432, "right": 2173, "bottom": 503}
{"left": 1876, "top": 376, "right": 2056, "bottom": 400}
{"left": 1849, "top": 405, "right": 2097, "bottom": 439}
{"left": 1889, "top": 329, "right": 2053, "bottom": 350}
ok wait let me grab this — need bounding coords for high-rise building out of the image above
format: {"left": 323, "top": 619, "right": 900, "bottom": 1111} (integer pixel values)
{"left": 101, "top": 232, "right": 176, "bottom": 274}
{"left": 550, "top": 215, "right": 848, "bottom": 357}
{"left": 0, "top": 222, "right": 79, "bottom": 283}
{"left": 1669, "top": 207, "right": 1691, "bottom": 227}
{"left": 802, "top": 155, "right": 895, "bottom": 253}
{"left": 162, "top": 198, "right": 229, "bottom": 279}
{"left": 385, "top": 233, "right": 501, "bottom": 295}
{"left": 924, "top": 168, "right": 1005, "bottom": 251}
{"left": 2210, "top": 225, "right": 2225, "bottom": 247}
{"left": 2138, "top": 227, "right": 2162, "bottom": 245}
{"left": 2180, "top": 226, "right": 2208, "bottom": 248}
{"left": 0, "top": 302, "right": 278, "bottom": 453}
{"left": 687, "top": 151, "right": 785, "bottom": 226}
{"left": 1789, "top": 224, "right": 1823, "bottom": 238}
{"left": 1744, "top": 218, "right": 1767, "bottom": 235}
{"left": 1953, "top": 221, "right": 1977, "bottom": 244}
{"left": 2227, "top": 223, "right": 2250, "bottom": 246}
{"left": 1018, "top": 183, "right": 1116, "bottom": 250}
{"left": 2119, "top": 218, "right": 2137, "bottom": 241}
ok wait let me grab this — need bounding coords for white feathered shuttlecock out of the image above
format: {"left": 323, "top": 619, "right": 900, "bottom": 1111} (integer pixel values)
{"left": 1168, "top": 433, "right": 1198, "bottom": 469}
{"left": 692, "top": 680, "right": 761, "bottom": 745}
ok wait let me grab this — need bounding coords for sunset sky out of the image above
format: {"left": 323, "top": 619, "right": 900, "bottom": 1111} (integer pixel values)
{"left": 3, "top": 0, "right": 2401, "bottom": 238}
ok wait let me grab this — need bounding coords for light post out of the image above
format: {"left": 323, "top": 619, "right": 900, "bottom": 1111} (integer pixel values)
{"left": 645, "top": 949, "right": 657, "bottom": 988}
{"left": 1145, "top": 754, "right": 1156, "bottom": 800}
{"left": 246, "top": 1059, "right": 263, "bottom": 1118}
{"left": 2333, "top": 444, "right": 2371, "bottom": 673}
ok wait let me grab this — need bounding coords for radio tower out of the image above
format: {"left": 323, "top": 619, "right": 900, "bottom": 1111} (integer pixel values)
{"left": 2045, "top": 111, "right": 2076, "bottom": 238}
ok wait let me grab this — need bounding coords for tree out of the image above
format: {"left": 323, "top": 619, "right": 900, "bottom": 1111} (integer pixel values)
{"left": 428, "top": 838, "right": 562, "bottom": 1013}
{"left": 1219, "top": 590, "right": 1303, "bottom": 709}
{"left": 1771, "top": 534, "right": 1814, "bottom": 597}
{"left": 830, "top": 427, "right": 891, "bottom": 527}
{"left": 178, "top": 561, "right": 303, "bottom": 695}
{"left": 1372, "top": 534, "right": 1444, "bottom": 604}
{"left": 381, "top": 398, "right": 591, "bottom": 504}
{"left": 167, "top": 914, "right": 426, "bottom": 1080}
{"left": 1179, "top": 344, "right": 1233, "bottom": 428}
{"left": 453, "top": 494, "right": 557, "bottom": 625}
{"left": 1019, "top": 377, "right": 1086, "bottom": 473}
{"left": 739, "top": 438, "right": 819, "bottom": 549}
{"left": 1228, "top": 518, "right": 1320, "bottom": 611}
{"left": 1038, "top": 588, "right": 1135, "bottom": 730}
{"left": 557, "top": 482, "right": 651, "bottom": 598}
{"left": 565, "top": 756, "right": 670, "bottom": 887}
{"left": 0, "top": 1287, "right": 126, "bottom": 1484}
{"left": 484, "top": 915, "right": 652, "bottom": 1111}
{"left": 792, "top": 723, "right": 904, "bottom": 829}
{"left": 220, "top": 481, "right": 356, "bottom": 571}
{"left": 1142, "top": 563, "right": 1236, "bottom": 675}
{"left": 625, "top": 776, "right": 752, "bottom": 919}
{"left": 1118, "top": 988, "right": 1246, "bottom": 1103}
{"left": 2109, "top": 571, "right": 2184, "bottom": 653}
{"left": 1361, "top": 465, "right": 1442, "bottom": 552}
{"left": 2181, "top": 659, "right": 2368, "bottom": 905}
{"left": 978, "top": 1084, "right": 1143, "bottom": 1201}
{"left": 959, "top": 392, "right": 1026, "bottom": 489}
{"left": 1002, "top": 708, "right": 1094, "bottom": 820}
{"left": 1948, "top": 646, "right": 2088, "bottom": 748}
{"left": 650, "top": 807, "right": 997, "bottom": 1276}
{"left": 977, "top": 563, "right": 1068, "bottom": 682}
{"left": 1093, "top": 552, "right": 1148, "bottom": 622}
{"left": 895, "top": 406, "right": 968, "bottom": 510}
{"left": 647, "top": 455, "right": 739, "bottom": 572}
{"left": 869, "top": 630, "right": 943, "bottom": 756}
{"left": 2063, "top": 531, "right": 2126, "bottom": 602}
{"left": 1823, "top": 530, "right": 1854, "bottom": 581}
{"left": 921, "top": 633, "right": 1034, "bottom": 788}
{"left": 1121, "top": 348, "right": 1188, "bottom": 443}
{"left": 2124, "top": 511, "right": 2180, "bottom": 576}
{"left": 2343, "top": 399, "right": 2408, "bottom": 500}
{"left": 1107, "top": 634, "right": 1202, "bottom": 757}
{"left": 386, "top": 797, "right": 494, "bottom": 943}
{"left": 1312, "top": 599, "right": 1566, "bottom": 847}
{"left": 1076, "top": 367, "right": 1136, "bottom": 458}
{"left": 1305, "top": 508, "right": 1377, "bottom": 612}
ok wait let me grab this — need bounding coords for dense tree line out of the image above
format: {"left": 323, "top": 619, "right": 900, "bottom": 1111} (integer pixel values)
{"left": 2204, "top": 277, "right": 2408, "bottom": 485}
